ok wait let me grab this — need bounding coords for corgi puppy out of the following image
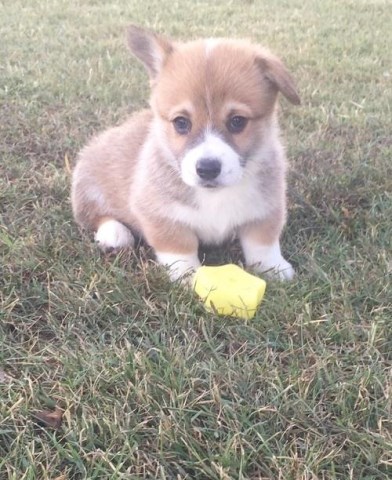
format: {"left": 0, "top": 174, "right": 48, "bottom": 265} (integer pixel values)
{"left": 71, "top": 25, "right": 300, "bottom": 281}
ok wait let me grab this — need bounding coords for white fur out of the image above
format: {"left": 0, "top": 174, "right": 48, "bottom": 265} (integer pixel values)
{"left": 155, "top": 252, "right": 201, "bottom": 281}
{"left": 169, "top": 179, "right": 269, "bottom": 244}
{"left": 95, "top": 219, "right": 134, "bottom": 251}
{"left": 169, "top": 142, "right": 280, "bottom": 244}
{"left": 180, "top": 132, "right": 242, "bottom": 187}
{"left": 241, "top": 237, "right": 294, "bottom": 280}
{"left": 205, "top": 38, "right": 221, "bottom": 56}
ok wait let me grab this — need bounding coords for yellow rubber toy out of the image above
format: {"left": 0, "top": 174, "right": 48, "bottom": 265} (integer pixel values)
{"left": 193, "top": 264, "right": 266, "bottom": 319}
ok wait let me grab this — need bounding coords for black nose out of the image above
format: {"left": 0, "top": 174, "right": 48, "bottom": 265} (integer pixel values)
{"left": 196, "top": 158, "right": 222, "bottom": 180}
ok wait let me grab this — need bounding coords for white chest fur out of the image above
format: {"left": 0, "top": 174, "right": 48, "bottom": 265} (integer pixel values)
{"left": 169, "top": 175, "right": 271, "bottom": 244}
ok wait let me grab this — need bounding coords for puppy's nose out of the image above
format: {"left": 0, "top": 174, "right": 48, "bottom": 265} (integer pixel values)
{"left": 196, "top": 158, "right": 222, "bottom": 180}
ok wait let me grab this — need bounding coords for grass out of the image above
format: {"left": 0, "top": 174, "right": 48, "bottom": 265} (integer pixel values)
{"left": 1, "top": 0, "right": 391, "bottom": 478}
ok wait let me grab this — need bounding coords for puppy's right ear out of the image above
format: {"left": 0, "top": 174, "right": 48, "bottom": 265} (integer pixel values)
{"left": 126, "top": 25, "right": 173, "bottom": 79}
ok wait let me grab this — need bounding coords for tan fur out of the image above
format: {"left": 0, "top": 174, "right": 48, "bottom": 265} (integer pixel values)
{"left": 71, "top": 26, "right": 299, "bottom": 279}
{"left": 72, "top": 109, "right": 152, "bottom": 231}
{"left": 241, "top": 209, "right": 286, "bottom": 246}
{"left": 141, "top": 218, "right": 199, "bottom": 255}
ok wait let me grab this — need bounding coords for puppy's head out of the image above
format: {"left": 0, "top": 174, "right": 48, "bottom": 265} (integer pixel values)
{"left": 127, "top": 25, "right": 300, "bottom": 189}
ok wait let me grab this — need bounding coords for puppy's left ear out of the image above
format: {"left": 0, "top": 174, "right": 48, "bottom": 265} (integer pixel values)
{"left": 257, "top": 51, "right": 301, "bottom": 105}
{"left": 126, "top": 25, "right": 173, "bottom": 79}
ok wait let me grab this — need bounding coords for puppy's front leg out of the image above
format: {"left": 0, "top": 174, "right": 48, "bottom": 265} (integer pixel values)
{"left": 142, "top": 220, "right": 200, "bottom": 281}
{"left": 240, "top": 216, "right": 294, "bottom": 281}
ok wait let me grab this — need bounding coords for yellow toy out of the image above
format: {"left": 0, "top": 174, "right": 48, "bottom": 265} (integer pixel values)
{"left": 193, "top": 264, "right": 266, "bottom": 319}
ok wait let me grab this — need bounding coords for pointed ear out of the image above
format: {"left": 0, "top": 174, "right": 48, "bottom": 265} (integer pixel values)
{"left": 257, "top": 51, "right": 300, "bottom": 105}
{"left": 126, "top": 25, "right": 173, "bottom": 79}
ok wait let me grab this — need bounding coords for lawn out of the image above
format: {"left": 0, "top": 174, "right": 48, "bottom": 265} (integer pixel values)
{"left": 1, "top": 0, "right": 391, "bottom": 479}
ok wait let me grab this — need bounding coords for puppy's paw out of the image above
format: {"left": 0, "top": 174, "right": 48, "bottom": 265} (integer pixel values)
{"left": 253, "top": 257, "right": 295, "bottom": 281}
{"left": 156, "top": 252, "right": 201, "bottom": 282}
{"left": 242, "top": 239, "right": 295, "bottom": 281}
{"left": 95, "top": 219, "right": 134, "bottom": 252}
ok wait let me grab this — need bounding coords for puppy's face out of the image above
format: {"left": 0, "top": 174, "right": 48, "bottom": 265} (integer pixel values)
{"left": 127, "top": 27, "right": 300, "bottom": 189}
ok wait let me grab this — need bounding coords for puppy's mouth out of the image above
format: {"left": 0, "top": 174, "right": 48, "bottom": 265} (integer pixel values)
{"left": 198, "top": 180, "right": 221, "bottom": 189}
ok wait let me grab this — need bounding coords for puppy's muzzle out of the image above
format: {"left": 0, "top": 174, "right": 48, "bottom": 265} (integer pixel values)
{"left": 196, "top": 158, "right": 222, "bottom": 181}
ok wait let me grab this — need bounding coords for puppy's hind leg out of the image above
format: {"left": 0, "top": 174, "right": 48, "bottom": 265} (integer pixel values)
{"left": 71, "top": 174, "right": 134, "bottom": 252}
{"left": 95, "top": 217, "right": 135, "bottom": 252}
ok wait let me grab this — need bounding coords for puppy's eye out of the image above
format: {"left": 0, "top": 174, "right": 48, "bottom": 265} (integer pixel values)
{"left": 173, "top": 116, "right": 192, "bottom": 135}
{"left": 227, "top": 115, "right": 248, "bottom": 134}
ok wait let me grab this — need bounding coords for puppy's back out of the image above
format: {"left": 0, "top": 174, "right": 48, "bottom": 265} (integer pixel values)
{"left": 71, "top": 109, "right": 153, "bottom": 230}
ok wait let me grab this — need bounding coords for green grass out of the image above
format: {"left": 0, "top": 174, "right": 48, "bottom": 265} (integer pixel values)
{"left": 1, "top": 0, "right": 391, "bottom": 478}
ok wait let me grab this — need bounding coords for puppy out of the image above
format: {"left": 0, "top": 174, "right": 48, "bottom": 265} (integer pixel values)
{"left": 71, "top": 25, "right": 300, "bottom": 281}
